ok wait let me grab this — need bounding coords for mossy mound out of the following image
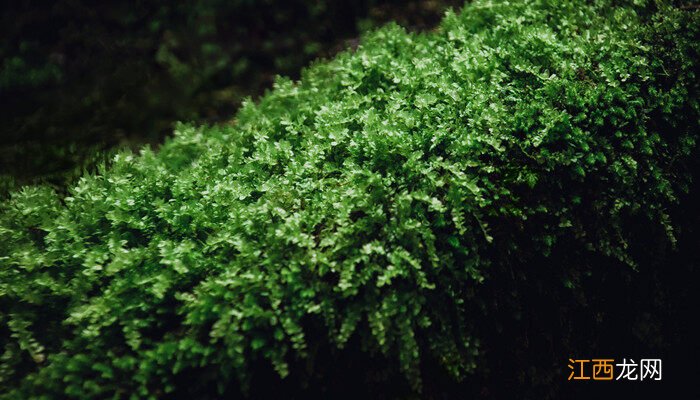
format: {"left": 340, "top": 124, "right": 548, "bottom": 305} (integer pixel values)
{"left": 1, "top": 1, "right": 698, "bottom": 398}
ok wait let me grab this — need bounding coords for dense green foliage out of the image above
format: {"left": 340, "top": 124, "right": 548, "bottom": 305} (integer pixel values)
{"left": 1, "top": 0, "right": 698, "bottom": 398}
{"left": 0, "top": 0, "right": 458, "bottom": 196}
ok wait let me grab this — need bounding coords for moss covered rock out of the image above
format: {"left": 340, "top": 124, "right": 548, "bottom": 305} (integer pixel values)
{"left": 1, "top": 0, "right": 698, "bottom": 398}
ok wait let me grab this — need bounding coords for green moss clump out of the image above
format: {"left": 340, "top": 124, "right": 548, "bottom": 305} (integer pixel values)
{"left": 1, "top": 0, "right": 698, "bottom": 398}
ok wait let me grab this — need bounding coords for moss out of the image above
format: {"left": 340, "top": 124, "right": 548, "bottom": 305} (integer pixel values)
{"left": 1, "top": 0, "right": 698, "bottom": 398}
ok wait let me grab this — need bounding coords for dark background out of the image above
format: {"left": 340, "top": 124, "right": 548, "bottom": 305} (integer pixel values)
{"left": 0, "top": 0, "right": 460, "bottom": 196}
